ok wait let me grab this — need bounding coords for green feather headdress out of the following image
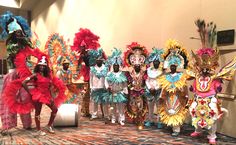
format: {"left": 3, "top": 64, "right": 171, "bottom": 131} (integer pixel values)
{"left": 145, "top": 47, "right": 164, "bottom": 64}
{"left": 107, "top": 48, "right": 123, "bottom": 66}
{"left": 88, "top": 48, "right": 106, "bottom": 66}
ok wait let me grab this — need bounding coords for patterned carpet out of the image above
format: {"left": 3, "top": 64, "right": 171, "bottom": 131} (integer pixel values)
{"left": 1, "top": 105, "right": 236, "bottom": 145}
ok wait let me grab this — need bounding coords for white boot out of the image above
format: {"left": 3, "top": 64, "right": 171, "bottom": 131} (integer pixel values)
{"left": 119, "top": 114, "right": 125, "bottom": 125}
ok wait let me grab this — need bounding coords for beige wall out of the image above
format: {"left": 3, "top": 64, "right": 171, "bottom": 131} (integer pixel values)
{"left": 31, "top": 0, "right": 236, "bottom": 137}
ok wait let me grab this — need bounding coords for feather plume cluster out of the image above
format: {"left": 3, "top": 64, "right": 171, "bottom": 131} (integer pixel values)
{"left": 195, "top": 19, "right": 217, "bottom": 48}
{"left": 71, "top": 28, "right": 100, "bottom": 52}
{"left": 0, "top": 11, "right": 31, "bottom": 40}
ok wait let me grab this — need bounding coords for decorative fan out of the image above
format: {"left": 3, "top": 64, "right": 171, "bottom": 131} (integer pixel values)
{"left": 45, "top": 33, "right": 80, "bottom": 80}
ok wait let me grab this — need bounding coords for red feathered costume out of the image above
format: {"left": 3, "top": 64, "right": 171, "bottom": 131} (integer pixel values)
{"left": 3, "top": 48, "right": 66, "bottom": 133}
{"left": 71, "top": 28, "right": 100, "bottom": 81}
{"left": 71, "top": 28, "right": 100, "bottom": 117}
{"left": 3, "top": 48, "right": 66, "bottom": 114}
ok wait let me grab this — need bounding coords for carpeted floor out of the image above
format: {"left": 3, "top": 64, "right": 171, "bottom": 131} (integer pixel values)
{"left": 0, "top": 105, "right": 236, "bottom": 145}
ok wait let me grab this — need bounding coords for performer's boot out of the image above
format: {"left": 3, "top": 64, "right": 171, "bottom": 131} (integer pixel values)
{"left": 171, "top": 126, "right": 180, "bottom": 137}
{"left": 46, "top": 108, "right": 58, "bottom": 134}
{"left": 144, "top": 121, "right": 152, "bottom": 127}
{"left": 20, "top": 113, "right": 32, "bottom": 130}
{"left": 119, "top": 114, "right": 125, "bottom": 126}
{"left": 46, "top": 105, "right": 58, "bottom": 133}
{"left": 208, "top": 138, "right": 216, "bottom": 145}
{"left": 190, "top": 131, "right": 201, "bottom": 137}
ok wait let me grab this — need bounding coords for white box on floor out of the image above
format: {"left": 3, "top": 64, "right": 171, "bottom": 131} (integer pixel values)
{"left": 53, "top": 104, "right": 80, "bottom": 127}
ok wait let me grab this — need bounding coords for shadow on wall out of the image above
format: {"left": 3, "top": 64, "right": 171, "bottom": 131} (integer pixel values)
{"left": 31, "top": 0, "right": 59, "bottom": 20}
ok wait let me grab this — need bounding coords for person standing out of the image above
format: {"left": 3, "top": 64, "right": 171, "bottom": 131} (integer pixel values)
{"left": 71, "top": 28, "right": 100, "bottom": 117}
{"left": 144, "top": 48, "right": 164, "bottom": 129}
{"left": 0, "top": 11, "right": 33, "bottom": 135}
{"left": 89, "top": 48, "right": 109, "bottom": 123}
{"left": 105, "top": 48, "right": 128, "bottom": 125}
{"left": 123, "top": 42, "right": 148, "bottom": 129}
{"left": 158, "top": 39, "right": 189, "bottom": 136}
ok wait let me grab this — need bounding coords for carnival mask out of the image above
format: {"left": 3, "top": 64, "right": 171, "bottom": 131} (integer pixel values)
{"left": 129, "top": 49, "right": 145, "bottom": 66}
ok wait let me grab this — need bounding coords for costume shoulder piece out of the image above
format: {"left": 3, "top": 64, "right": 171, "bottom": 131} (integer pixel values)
{"left": 90, "top": 64, "right": 108, "bottom": 78}
{"left": 106, "top": 72, "right": 127, "bottom": 84}
{"left": 158, "top": 72, "right": 187, "bottom": 93}
{"left": 216, "top": 57, "right": 236, "bottom": 80}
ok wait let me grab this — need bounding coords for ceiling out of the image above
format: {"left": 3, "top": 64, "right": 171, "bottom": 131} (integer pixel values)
{"left": 19, "top": 0, "right": 39, "bottom": 10}
{"left": 0, "top": 0, "right": 39, "bottom": 10}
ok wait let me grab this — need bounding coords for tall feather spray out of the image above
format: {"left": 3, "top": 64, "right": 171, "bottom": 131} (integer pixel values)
{"left": 195, "top": 19, "right": 217, "bottom": 48}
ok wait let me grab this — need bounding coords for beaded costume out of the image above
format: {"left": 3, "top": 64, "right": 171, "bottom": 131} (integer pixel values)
{"left": 187, "top": 19, "right": 236, "bottom": 144}
{"left": 158, "top": 39, "right": 189, "bottom": 136}
{"left": 124, "top": 42, "right": 148, "bottom": 128}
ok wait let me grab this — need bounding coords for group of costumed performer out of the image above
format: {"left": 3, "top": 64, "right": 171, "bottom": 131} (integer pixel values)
{"left": 186, "top": 19, "right": 236, "bottom": 144}
{"left": 158, "top": 40, "right": 189, "bottom": 136}
{"left": 105, "top": 48, "right": 128, "bottom": 125}
{"left": 89, "top": 48, "right": 110, "bottom": 123}
{"left": 0, "top": 11, "right": 33, "bottom": 134}
{"left": 123, "top": 42, "right": 148, "bottom": 129}
{"left": 144, "top": 47, "right": 164, "bottom": 128}
{"left": 71, "top": 28, "right": 100, "bottom": 117}
{"left": 0, "top": 12, "right": 66, "bottom": 136}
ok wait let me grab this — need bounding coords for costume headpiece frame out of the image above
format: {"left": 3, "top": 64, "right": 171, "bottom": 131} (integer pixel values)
{"left": 192, "top": 19, "right": 219, "bottom": 71}
{"left": 163, "top": 39, "right": 189, "bottom": 69}
{"left": 145, "top": 47, "right": 164, "bottom": 64}
{"left": 107, "top": 48, "right": 123, "bottom": 66}
{"left": 123, "top": 42, "right": 148, "bottom": 67}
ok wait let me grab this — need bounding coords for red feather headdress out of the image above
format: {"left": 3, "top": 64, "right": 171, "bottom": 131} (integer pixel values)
{"left": 71, "top": 28, "right": 100, "bottom": 52}
{"left": 14, "top": 47, "right": 50, "bottom": 78}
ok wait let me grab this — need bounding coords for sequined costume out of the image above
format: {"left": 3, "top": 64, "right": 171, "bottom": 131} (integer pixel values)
{"left": 187, "top": 19, "right": 236, "bottom": 144}
{"left": 158, "top": 39, "right": 189, "bottom": 136}
{"left": 123, "top": 42, "right": 148, "bottom": 128}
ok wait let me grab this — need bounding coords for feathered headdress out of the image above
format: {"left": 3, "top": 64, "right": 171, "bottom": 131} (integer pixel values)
{"left": 14, "top": 48, "right": 50, "bottom": 78}
{"left": 192, "top": 19, "right": 219, "bottom": 70}
{"left": 71, "top": 28, "right": 100, "bottom": 52}
{"left": 57, "top": 55, "right": 71, "bottom": 65}
{"left": 0, "top": 11, "right": 32, "bottom": 40}
{"left": 107, "top": 48, "right": 123, "bottom": 66}
{"left": 123, "top": 42, "right": 148, "bottom": 67}
{"left": 163, "top": 39, "right": 189, "bottom": 69}
{"left": 145, "top": 47, "right": 164, "bottom": 64}
{"left": 195, "top": 19, "right": 217, "bottom": 48}
{"left": 88, "top": 48, "right": 106, "bottom": 66}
